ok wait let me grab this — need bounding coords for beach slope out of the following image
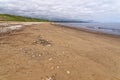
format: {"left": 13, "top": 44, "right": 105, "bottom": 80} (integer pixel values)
{"left": 0, "top": 22, "right": 120, "bottom": 80}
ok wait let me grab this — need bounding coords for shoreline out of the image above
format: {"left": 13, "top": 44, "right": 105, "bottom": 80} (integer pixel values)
{"left": 51, "top": 22, "right": 120, "bottom": 38}
{"left": 1, "top": 22, "right": 120, "bottom": 38}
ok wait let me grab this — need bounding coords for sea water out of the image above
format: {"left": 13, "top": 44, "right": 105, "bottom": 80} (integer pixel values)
{"left": 59, "top": 22, "right": 120, "bottom": 35}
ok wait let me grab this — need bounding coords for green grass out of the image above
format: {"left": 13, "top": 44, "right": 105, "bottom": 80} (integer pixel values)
{"left": 0, "top": 14, "right": 49, "bottom": 22}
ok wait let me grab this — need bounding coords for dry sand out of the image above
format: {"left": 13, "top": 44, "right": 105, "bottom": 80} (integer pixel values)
{"left": 0, "top": 22, "right": 120, "bottom": 80}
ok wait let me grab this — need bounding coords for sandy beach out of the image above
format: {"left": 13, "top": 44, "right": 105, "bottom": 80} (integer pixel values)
{"left": 0, "top": 22, "right": 120, "bottom": 80}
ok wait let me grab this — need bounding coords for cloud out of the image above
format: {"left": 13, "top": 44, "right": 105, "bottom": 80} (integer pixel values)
{"left": 0, "top": 0, "right": 120, "bottom": 22}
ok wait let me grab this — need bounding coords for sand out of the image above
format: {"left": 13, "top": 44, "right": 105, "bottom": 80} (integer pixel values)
{"left": 0, "top": 22, "right": 120, "bottom": 80}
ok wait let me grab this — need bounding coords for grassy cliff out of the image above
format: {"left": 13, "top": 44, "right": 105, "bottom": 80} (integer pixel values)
{"left": 0, "top": 14, "right": 48, "bottom": 22}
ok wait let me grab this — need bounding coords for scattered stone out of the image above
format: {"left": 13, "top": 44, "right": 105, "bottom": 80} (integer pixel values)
{"left": 66, "top": 71, "right": 70, "bottom": 74}
{"left": 51, "top": 66, "right": 54, "bottom": 70}
{"left": 34, "top": 38, "right": 52, "bottom": 46}
{"left": 32, "top": 55, "right": 35, "bottom": 58}
{"left": 49, "top": 58, "right": 53, "bottom": 61}
{"left": 33, "top": 41, "right": 36, "bottom": 43}
{"left": 45, "top": 75, "right": 56, "bottom": 80}
{"left": 39, "top": 54, "right": 42, "bottom": 57}
{"left": 56, "top": 66, "right": 60, "bottom": 69}
{"left": 47, "top": 44, "right": 51, "bottom": 47}
{"left": 46, "top": 77, "right": 52, "bottom": 80}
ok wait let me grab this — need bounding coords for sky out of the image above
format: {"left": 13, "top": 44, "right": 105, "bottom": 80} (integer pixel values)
{"left": 0, "top": 0, "right": 120, "bottom": 22}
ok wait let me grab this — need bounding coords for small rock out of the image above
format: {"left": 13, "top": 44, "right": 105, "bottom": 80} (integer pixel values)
{"left": 47, "top": 44, "right": 51, "bottom": 47}
{"left": 32, "top": 55, "right": 35, "bottom": 58}
{"left": 46, "top": 77, "right": 52, "bottom": 80}
{"left": 49, "top": 58, "right": 53, "bottom": 61}
{"left": 45, "top": 75, "right": 56, "bottom": 80}
{"left": 33, "top": 41, "right": 36, "bottom": 43}
{"left": 66, "top": 71, "right": 70, "bottom": 74}
{"left": 51, "top": 66, "right": 54, "bottom": 70}
{"left": 39, "top": 54, "right": 41, "bottom": 57}
{"left": 57, "top": 66, "right": 60, "bottom": 69}
{"left": 20, "top": 48, "right": 23, "bottom": 50}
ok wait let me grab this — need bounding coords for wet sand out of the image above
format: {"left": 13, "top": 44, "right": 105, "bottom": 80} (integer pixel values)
{"left": 0, "top": 22, "right": 120, "bottom": 80}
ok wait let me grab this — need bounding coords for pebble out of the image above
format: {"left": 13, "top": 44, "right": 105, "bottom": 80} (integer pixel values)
{"left": 51, "top": 66, "right": 54, "bottom": 70}
{"left": 20, "top": 48, "right": 23, "bottom": 50}
{"left": 49, "top": 58, "right": 53, "bottom": 61}
{"left": 66, "top": 71, "right": 70, "bottom": 74}
{"left": 46, "top": 77, "right": 52, "bottom": 80}
{"left": 33, "top": 41, "right": 36, "bottom": 43}
{"left": 38, "top": 54, "right": 41, "bottom": 57}
{"left": 47, "top": 44, "right": 51, "bottom": 47}
{"left": 32, "top": 55, "right": 35, "bottom": 58}
{"left": 57, "top": 66, "right": 60, "bottom": 69}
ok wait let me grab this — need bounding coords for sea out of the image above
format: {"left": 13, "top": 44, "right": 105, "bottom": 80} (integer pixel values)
{"left": 58, "top": 22, "right": 120, "bottom": 35}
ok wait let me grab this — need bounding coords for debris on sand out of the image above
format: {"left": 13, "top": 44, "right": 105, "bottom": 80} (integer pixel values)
{"left": 42, "top": 75, "right": 56, "bottom": 80}
{"left": 33, "top": 38, "right": 52, "bottom": 46}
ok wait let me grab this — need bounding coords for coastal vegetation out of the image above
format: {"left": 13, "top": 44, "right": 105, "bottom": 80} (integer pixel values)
{"left": 0, "top": 14, "right": 48, "bottom": 22}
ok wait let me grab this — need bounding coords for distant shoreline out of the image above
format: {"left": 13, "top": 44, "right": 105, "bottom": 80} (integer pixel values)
{"left": 0, "top": 22, "right": 120, "bottom": 38}
{"left": 51, "top": 22, "right": 120, "bottom": 38}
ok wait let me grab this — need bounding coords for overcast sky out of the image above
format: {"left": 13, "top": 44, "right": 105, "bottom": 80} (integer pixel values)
{"left": 0, "top": 0, "right": 120, "bottom": 22}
